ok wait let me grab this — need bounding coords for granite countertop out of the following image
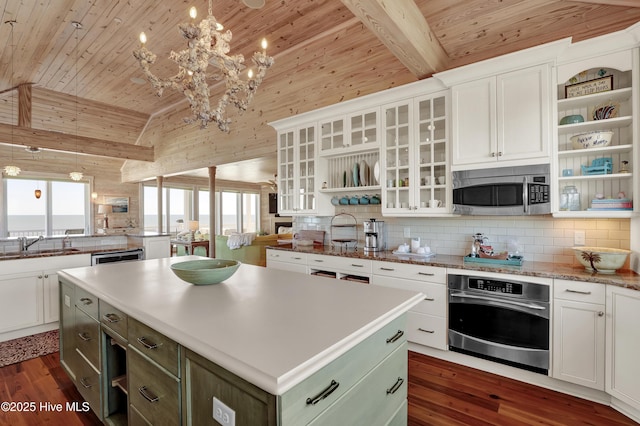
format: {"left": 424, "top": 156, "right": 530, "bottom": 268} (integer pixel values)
{"left": 0, "top": 244, "right": 143, "bottom": 261}
{"left": 267, "top": 244, "right": 640, "bottom": 291}
{"left": 58, "top": 256, "right": 423, "bottom": 395}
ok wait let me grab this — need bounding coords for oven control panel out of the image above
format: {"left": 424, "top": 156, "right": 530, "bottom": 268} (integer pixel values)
{"left": 469, "top": 278, "right": 523, "bottom": 295}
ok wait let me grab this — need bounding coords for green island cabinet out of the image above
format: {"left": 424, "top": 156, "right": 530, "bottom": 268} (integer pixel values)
{"left": 58, "top": 258, "right": 420, "bottom": 425}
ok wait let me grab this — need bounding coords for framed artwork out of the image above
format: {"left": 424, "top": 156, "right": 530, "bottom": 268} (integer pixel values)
{"left": 105, "top": 196, "right": 129, "bottom": 213}
{"left": 565, "top": 75, "right": 613, "bottom": 98}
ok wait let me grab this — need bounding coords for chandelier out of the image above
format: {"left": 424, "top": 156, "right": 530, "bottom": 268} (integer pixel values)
{"left": 133, "top": 0, "right": 274, "bottom": 131}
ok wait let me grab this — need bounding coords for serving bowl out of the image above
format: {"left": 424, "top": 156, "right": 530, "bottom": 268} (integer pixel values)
{"left": 170, "top": 259, "right": 240, "bottom": 285}
{"left": 559, "top": 114, "right": 584, "bottom": 125}
{"left": 572, "top": 247, "right": 630, "bottom": 274}
{"left": 570, "top": 131, "right": 613, "bottom": 150}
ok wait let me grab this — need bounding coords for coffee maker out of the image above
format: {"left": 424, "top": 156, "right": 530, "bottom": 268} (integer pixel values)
{"left": 363, "top": 218, "right": 385, "bottom": 252}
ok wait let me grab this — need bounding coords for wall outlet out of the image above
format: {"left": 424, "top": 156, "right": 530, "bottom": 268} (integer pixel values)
{"left": 213, "top": 397, "right": 235, "bottom": 426}
{"left": 574, "top": 230, "right": 585, "bottom": 246}
{"left": 403, "top": 227, "right": 411, "bottom": 238}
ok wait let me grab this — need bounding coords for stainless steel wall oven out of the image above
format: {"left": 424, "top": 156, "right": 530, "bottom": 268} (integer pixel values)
{"left": 448, "top": 274, "right": 550, "bottom": 374}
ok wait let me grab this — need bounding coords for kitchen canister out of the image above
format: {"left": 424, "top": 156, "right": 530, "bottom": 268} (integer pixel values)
{"left": 560, "top": 185, "right": 581, "bottom": 211}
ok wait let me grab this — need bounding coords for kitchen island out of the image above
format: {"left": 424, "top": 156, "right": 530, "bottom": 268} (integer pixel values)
{"left": 58, "top": 256, "right": 423, "bottom": 425}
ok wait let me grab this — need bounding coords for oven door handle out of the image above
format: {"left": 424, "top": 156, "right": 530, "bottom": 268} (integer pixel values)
{"left": 450, "top": 291, "right": 546, "bottom": 311}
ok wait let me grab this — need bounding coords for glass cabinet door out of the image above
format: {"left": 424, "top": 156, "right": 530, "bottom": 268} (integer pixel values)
{"left": 415, "top": 93, "right": 448, "bottom": 211}
{"left": 383, "top": 102, "right": 412, "bottom": 212}
{"left": 278, "top": 130, "right": 295, "bottom": 212}
{"left": 349, "top": 108, "right": 379, "bottom": 149}
{"left": 320, "top": 117, "right": 345, "bottom": 153}
{"left": 298, "top": 125, "right": 316, "bottom": 212}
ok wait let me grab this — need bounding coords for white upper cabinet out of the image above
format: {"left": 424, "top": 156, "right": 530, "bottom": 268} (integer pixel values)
{"left": 450, "top": 64, "right": 551, "bottom": 168}
{"left": 275, "top": 124, "right": 332, "bottom": 216}
{"left": 319, "top": 108, "right": 380, "bottom": 156}
{"left": 381, "top": 90, "right": 451, "bottom": 215}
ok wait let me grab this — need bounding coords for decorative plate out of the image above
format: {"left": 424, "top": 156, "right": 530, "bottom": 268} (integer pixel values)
{"left": 373, "top": 161, "right": 380, "bottom": 184}
{"left": 359, "top": 160, "right": 368, "bottom": 186}
{"left": 352, "top": 162, "right": 359, "bottom": 187}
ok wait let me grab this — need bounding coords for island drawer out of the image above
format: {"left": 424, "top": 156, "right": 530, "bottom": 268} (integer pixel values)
{"left": 406, "top": 311, "right": 447, "bottom": 350}
{"left": 554, "top": 279, "right": 605, "bottom": 304}
{"left": 128, "top": 346, "right": 180, "bottom": 425}
{"left": 75, "top": 286, "right": 99, "bottom": 319}
{"left": 76, "top": 355, "right": 102, "bottom": 419}
{"left": 280, "top": 314, "right": 406, "bottom": 426}
{"left": 128, "top": 317, "right": 180, "bottom": 377}
{"left": 75, "top": 307, "right": 100, "bottom": 369}
{"left": 308, "top": 343, "right": 407, "bottom": 426}
{"left": 99, "top": 300, "right": 128, "bottom": 340}
{"left": 373, "top": 261, "right": 446, "bottom": 284}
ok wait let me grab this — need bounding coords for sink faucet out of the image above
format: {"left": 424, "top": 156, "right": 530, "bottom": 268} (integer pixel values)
{"left": 19, "top": 235, "right": 44, "bottom": 252}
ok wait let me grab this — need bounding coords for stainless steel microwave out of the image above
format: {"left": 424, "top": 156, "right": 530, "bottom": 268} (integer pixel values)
{"left": 452, "top": 164, "right": 550, "bottom": 215}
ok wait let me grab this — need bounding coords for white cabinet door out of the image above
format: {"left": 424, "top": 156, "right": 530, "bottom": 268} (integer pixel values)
{"left": 606, "top": 285, "right": 640, "bottom": 409}
{"left": 0, "top": 272, "right": 43, "bottom": 333}
{"left": 451, "top": 77, "right": 495, "bottom": 166}
{"left": 552, "top": 299, "right": 605, "bottom": 390}
{"left": 497, "top": 65, "right": 550, "bottom": 162}
{"left": 43, "top": 271, "right": 60, "bottom": 324}
{"left": 144, "top": 236, "right": 171, "bottom": 259}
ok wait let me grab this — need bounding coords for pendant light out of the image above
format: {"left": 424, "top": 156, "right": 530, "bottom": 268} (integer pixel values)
{"left": 69, "top": 21, "right": 83, "bottom": 181}
{"left": 3, "top": 20, "right": 20, "bottom": 177}
{"left": 34, "top": 181, "right": 41, "bottom": 199}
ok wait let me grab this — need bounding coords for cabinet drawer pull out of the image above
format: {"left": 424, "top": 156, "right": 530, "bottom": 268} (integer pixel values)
{"left": 386, "top": 330, "right": 404, "bottom": 344}
{"left": 103, "top": 313, "right": 122, "bottom": 323}
{"left": 379, "top": 267, "right": 395, "bottom": 271}
{"left": 138, "top": 386, "right": 159, "bottom": 403}
{"left": 418, "top": 328, "right": 435, "bottom": 334}
{"left": 314, "top": 259, "right": 324, "bottom": 263}
{"left": 79, "top": 377, "right": 93, "bottom": 389}
{"left": 306, "top": 380, "right": 339, "bottom": 405}
{"left": 137, "top": 336, "right": 162, "bottom": 350}
{"left": 351, "top": 264, "right": 364, "bottom": 267}
{"left": 566, "top": 289, "right": 591, "bottom": 295}
{"left": 418, "top": 272, "right": 434, "bottom": 276}
{"left": 424, "top": 297, "right": 435, "bottom": 301}
{"left": 79, "top": 297, "right": 93, "bottom": 305}
{"left": 292, "top": 257, "right": 302, "bottom": 260}
{"left": 386, "top": 377, "right": 404, "bottom": 395}
{"left": 77, "top": 332, "right": 92, "bottom": 341}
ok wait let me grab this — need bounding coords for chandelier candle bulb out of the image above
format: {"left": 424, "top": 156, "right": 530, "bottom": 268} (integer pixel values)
{"left": 139, "top": 32, "right": 146, "bottom": 45}
{"left": 190, "top": 6, "right": 197, "bottom": 19}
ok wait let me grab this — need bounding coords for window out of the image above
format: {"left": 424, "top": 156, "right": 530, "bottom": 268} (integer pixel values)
{"left": 3, "top": 177, "right": 90, "bottom": 237}
{"left": 142, "top": 183, "right": 259, "bottom": 237}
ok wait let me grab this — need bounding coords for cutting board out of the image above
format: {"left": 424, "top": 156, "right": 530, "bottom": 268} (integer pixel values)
{"left": 295, "top": 230, "right": 325, "bottom": 245}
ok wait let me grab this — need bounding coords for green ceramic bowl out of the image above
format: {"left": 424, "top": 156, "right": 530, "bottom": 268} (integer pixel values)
{"left": 170, "top": 259, "right": 240, "bottom": 285}
{"left": 559, "top": 114, "right": 584, "bottom": 125}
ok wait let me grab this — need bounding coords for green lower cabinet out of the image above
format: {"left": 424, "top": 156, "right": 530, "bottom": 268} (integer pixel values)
{"left": 128, "top": 347, "right": 181, "bottom": 426}
{"left": 59, "top": 280, "right": 77, "bottom": 381}
{"left": 76, "top": 353, "right": 102, "bottom": 419}
{"left": 182, "top": 349, "right": 277, "bottom": 426}
{"left": 307, "top": 343, "right": 408, "bottom": 425}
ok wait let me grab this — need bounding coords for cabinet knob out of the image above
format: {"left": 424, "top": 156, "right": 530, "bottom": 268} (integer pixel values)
{"left": 498, "top": 151, "right": 503, "bottom": 156}
{"left": 38, "top": 275, "right": 43, "bottom": 279}
{"left": 491, "top": 152, "right": 496, "bottom": 157}
{"left": 44, "top": 274, "right": 49, "bottom": 278}
{"left": 598, "top": 311, "right": 604, "bottom": 317}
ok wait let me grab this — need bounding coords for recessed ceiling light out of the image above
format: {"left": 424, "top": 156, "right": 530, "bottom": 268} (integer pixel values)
{"left": 242, "top": 0, "right": 265, "bottom": 9}
{"left": 130, "top": 77, "right": 147, "bottom": 85}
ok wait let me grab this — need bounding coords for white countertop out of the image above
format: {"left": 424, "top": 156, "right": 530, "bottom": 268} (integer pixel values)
{"left": 58, "top": 256, "right": 422, "bottom": 395}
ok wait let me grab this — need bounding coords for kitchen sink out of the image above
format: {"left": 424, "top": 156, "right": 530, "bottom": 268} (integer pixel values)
{"left": 26, "top": 248, "right": 82, "bottom": 256}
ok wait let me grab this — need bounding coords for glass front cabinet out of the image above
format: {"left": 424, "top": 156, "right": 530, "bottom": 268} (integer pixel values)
{"left": 381, "top": 91, "right": 450, "bottom": 215}
{"left": 276, "top": 124, "right": 332, "bottom": 216}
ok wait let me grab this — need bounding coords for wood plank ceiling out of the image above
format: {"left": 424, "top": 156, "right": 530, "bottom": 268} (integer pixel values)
{"left": 1, "top": 0, "right": 640, "bottom": 183}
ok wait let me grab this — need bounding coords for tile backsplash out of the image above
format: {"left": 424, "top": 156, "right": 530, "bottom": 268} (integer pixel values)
{"left": 294, "top": 206, "right": 631, "bottom": 267}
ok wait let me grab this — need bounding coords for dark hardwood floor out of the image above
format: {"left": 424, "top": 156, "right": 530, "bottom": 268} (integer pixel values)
{"left": 0, "top": 351, "right": 636, "bottom": 425}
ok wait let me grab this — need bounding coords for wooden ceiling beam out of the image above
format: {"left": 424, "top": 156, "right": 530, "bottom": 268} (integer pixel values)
{"left": 340, "top": 0, "right": 449, "bottom": 78}
{"left": 564, "top": 0, "right": 640, "bottom": 7}
{"left": 0, "top": 123, "right": 154, "bottom": 162}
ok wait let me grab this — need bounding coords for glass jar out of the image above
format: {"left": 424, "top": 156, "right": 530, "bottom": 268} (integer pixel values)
{"left": 560, "top": 185, "right": 581, "bottom": 211}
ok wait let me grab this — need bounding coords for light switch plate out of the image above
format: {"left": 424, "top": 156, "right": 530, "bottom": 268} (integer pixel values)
{"left": 213, "top": 397, "right": 235, "bottom": 426}
{"left": 574, "top": 230, "right": 585, "bottom": 246}
{"left": 403, "top": 227, "right": 411, "bottom": 238}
